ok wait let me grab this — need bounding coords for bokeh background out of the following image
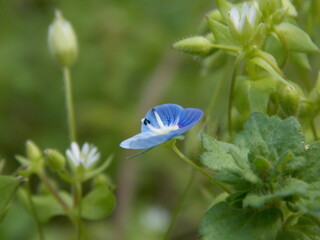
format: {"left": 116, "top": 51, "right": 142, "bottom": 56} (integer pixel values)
{"left": 0, "top": 0, "right": 319, "bottom": 239}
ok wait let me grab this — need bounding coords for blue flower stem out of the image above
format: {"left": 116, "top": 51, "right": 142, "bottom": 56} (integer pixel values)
{"left": 171, "top": 144, "right": 232, "bottom": 194}
{"left": 164, "top": 170, "right": 196, "bottom": 240}
{"left": 63, "top": 67, "right": 77, "bottom": 143}
{"left": 25, "top": 180, "right": 45, "bottom": 240}
{"left": 228, "top": 55, "right": 242, "bottom": 136}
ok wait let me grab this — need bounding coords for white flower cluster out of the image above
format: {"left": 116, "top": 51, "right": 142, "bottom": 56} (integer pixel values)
{"left": 66, "top": 142, "right": 100, "bottom": 168}
{"left": 229, "top": 2, "right": 256, "bottom": 35}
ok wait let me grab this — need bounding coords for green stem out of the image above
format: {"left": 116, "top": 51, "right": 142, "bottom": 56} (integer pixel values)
{"left": 228, "top": 56, "right": 242, "bottom": 136}
{"left": 38, "top": 172, "right": 70, "bottom": 212}
{"left": 211, "top": 44, "right": 241, "bottom": 52}
{"left": 73, "top": 180, "right": 89, "bottom": 240}
{"left": 164, "top": 170, "right": 196, "bottom": 240}
{"left": 63, "top": 67, "right": 77, "bottom": 143}
{"left": 273, "top": 28, "right": 288, "bottom": 68}
{"left": 25, "top": 180, "right": 44, "bottom": 240}
{"left": 171, "top": 144, "right": 232, "bottom": 194}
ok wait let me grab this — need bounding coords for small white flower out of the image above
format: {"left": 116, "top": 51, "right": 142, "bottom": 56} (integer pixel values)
{"left": 229, "top": 2, "right": 256, "bottom": 33}
{"left": 66, "top": 142, "right": 100, "bottom": 168}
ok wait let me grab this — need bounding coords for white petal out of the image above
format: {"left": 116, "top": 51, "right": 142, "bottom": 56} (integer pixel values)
{"left": 66, "top": 149, "right": 79, "bottom": 166}
{"left": 71, "top": 142, "right": 80, "bottom": 159}
{"left": 229, "top": 8, "right": 240, "bottom": 31}
{"left": 81, "top": 143, "right": 90, "bottom": 155}
{"left": 249, "top": 5, "right": 256, "bottom": 26}
{"left": 242, "top": 2, "right": 250, "bottom": 16}
{"left": 86, "top": 152, "right": 100, "bottom": 168}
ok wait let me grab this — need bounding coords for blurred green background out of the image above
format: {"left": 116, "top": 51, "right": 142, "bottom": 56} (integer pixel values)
{"left": 0, "top": 0, "right": 217, "bottom": 239}
{"left": 0, "top": 0, "right": 319, "bottom": 239}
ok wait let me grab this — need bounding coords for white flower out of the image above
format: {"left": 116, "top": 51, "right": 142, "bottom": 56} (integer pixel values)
{"left": 66, "top": 142, "right": 100, "bottom": 168}
{"left": 229, "top": 2, "right": 256, "bottom": 33}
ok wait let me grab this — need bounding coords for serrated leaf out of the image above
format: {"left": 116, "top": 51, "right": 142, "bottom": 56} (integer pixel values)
{"left": 199, "top": 202, "right": 282, "bottom": 240}
{"left": 207, "top": 17, "right": 238, "bottom": 46}
{"left": 275, "top": 23, "right": 319, "bottom": 53}
{"left": 243, "top": 178, "right": 309, "bottom": 208}
{"left": 0, "top": 176, "right": 22, "bottom": 221}
{"left": 81, "top": 185, "right": 115, "bottom": 220}
{"left": 234, "top": 113, "right": 305, "bottom": 163}
{"left": 201, "top": 133, "right": 260, "bottom": 187}
{"left": 295, "top": 142, "right": 320, "bottom": 182}
{"left": 296, "top": 181, "right": 320, "bottom": 214}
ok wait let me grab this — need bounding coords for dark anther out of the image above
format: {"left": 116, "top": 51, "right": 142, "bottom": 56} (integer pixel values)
{"left": 151, "top": 108, "right": 155, "bottom": 112}
{"left": 143, "top": 118, "right": 151, "bottom": 125}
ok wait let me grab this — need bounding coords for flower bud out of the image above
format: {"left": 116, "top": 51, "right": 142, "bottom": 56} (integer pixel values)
{"left": 172, "top": 36, "right": 214, "bottom": 57}
{"left": 26, "top": 140, "right": 42, "bottom": 162}
{"left": 44, "top": 149, "right": 66, "bottom": 171}
{"left": 271, "top": 7, "right": 288, "bottom": 24}
{"left": 48, "top": 10, "right": 78, "bottom": 67}
{"left": 279, "top": 84, "right": 300, "bottom": 116}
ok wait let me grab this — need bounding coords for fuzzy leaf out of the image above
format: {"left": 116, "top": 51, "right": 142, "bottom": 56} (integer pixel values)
{"left": 243, "top": 178, "right": 309, "bottom": 208}
{"left": 81, "top": 185, "right": 115, "bottom": 220}
{"left": 275, "top": 23, "right": 319, "bottom": 53}
{"left": 234, "top": 113, "right": 305, "bottom": 163}
{"left": 199, "top": 202, "right": 282, "bottom": 240}
{"left": 201, "top": 133, "right": 260, "bottom": 186}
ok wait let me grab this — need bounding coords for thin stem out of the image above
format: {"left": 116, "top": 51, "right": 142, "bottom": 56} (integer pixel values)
{"left": 164, "top": 170, "right": 196, "bottom": 240}
{"left": 37, "top": 172, "right": 69, "bottom": 212}
{"left": 211, "top": 44, "right": 241, "bottom": 52}
{"left": 171, "top": 144, "right": 232, "bottom": 194}
{"left": 228, "top": 56, "right": 242, "bottom": 136}
{"left": 63, "top": 67, "right": 77, "bottom": 143}
{"left": 310, "top": 119, "right": 319, "bottom": 141}
{"left": 73, "top": 180, "right": 89, "bottom": 240}
{"left": 25, "top": 180, "right": 44, "bottom": 240}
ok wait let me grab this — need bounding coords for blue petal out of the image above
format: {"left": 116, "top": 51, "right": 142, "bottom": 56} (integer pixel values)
{"left": 178, "top": 108, "right": 203, "bottom": 128}
{"left": 120, "top": 132, "right": 172, "bottom": 150}
{"left": 141, "top": 104, "right": 183, "bottom": 132}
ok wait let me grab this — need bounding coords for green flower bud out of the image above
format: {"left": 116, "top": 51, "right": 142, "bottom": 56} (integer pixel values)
{"left": 279, "top": 84, "right": 301, "bottom": 116}
{"left": 251, "top": 23, "right": 266, "bottom": 47}
{"left": 44, "top": 149, "right": 65, "bottom": 171}
{"left": 93, "top": 174, "right": 111, "bottom": 188}
{"left": 172, "top": 36, "right": 214, "bottom": 57}
{"left": 253, "top": 156, "right": 271, "bottom": 172}
{"left": 26, "top": 140, "right": 42, "bottom": 162}
{"left": 48, "top": 10, "right": 78, "bottom": 67}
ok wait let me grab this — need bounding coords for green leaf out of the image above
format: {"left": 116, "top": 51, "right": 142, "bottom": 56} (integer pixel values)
{"left": 289, "top": 52, "right": 311, "bottom": 70}
{"left": 234, "top": 113, "right": 305, "bottom": 163}
{"left": 250, "top": 54, "right": 287, "bottom": 84}
{"left": 243, "top": 178, "right": 309, "bottom": 208}
{"left": 295, "top": 142, "right": 320, "bottom": 182}
{"left": 248, "top": 78, "right": 277, "bottom": 113}
{"left": 0, "top": 176, "right": 22, "bottom": 221}
{"left": 199, "top": 202, "right": 282, "bottom": 240}
{"left": 275, "top": 23, "right": 319, "bottom": 53}
{"left": 200, "top": 133, "right": 260, "bottom": 187}
{"left": 18, "top": 189, "right": 72, "bottom": 222}
{"left": 81, "top": 185, "right": 115, "bottom": 220}
{"left": 206, "top": 17, "right": 238, "bottom": 46}
{"left": 296, "top": 181, "right": 320, "bottom": 214}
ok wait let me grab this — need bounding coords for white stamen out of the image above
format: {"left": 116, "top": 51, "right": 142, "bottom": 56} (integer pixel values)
{"left": 153, "top": 110, "right": 165, "bottom": 129}
{"left": 143, "top": 110, "right": 179, "bottom": 135}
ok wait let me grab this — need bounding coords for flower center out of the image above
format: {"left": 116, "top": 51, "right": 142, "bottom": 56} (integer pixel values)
{"left": 142, "top": 109, "right": 179, "bottom": 135}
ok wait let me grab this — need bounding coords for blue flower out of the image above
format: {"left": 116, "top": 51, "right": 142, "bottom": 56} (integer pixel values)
{"left": 120, "top": 104, "right": 203, "bottom": 149}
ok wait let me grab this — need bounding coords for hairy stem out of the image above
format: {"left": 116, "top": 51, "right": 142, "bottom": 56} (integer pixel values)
{"left": 171, "top": 144, "right": 232, "bottom": 194}
{"left": 63, "top": 67, "right": 77, "bottom": 143}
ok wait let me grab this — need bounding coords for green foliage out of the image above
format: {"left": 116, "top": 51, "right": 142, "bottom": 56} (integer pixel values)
{"left": 81, "top": 185, "right": 115, "bottom": 220}
{"left": 0, "top": 176, "right": 21, "bottom": 221}
{"left": 199, "top": 202, "right": 282, "bottom": 240}
{"left": 200, "top": 113, "right": 320, "bottom": 239}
